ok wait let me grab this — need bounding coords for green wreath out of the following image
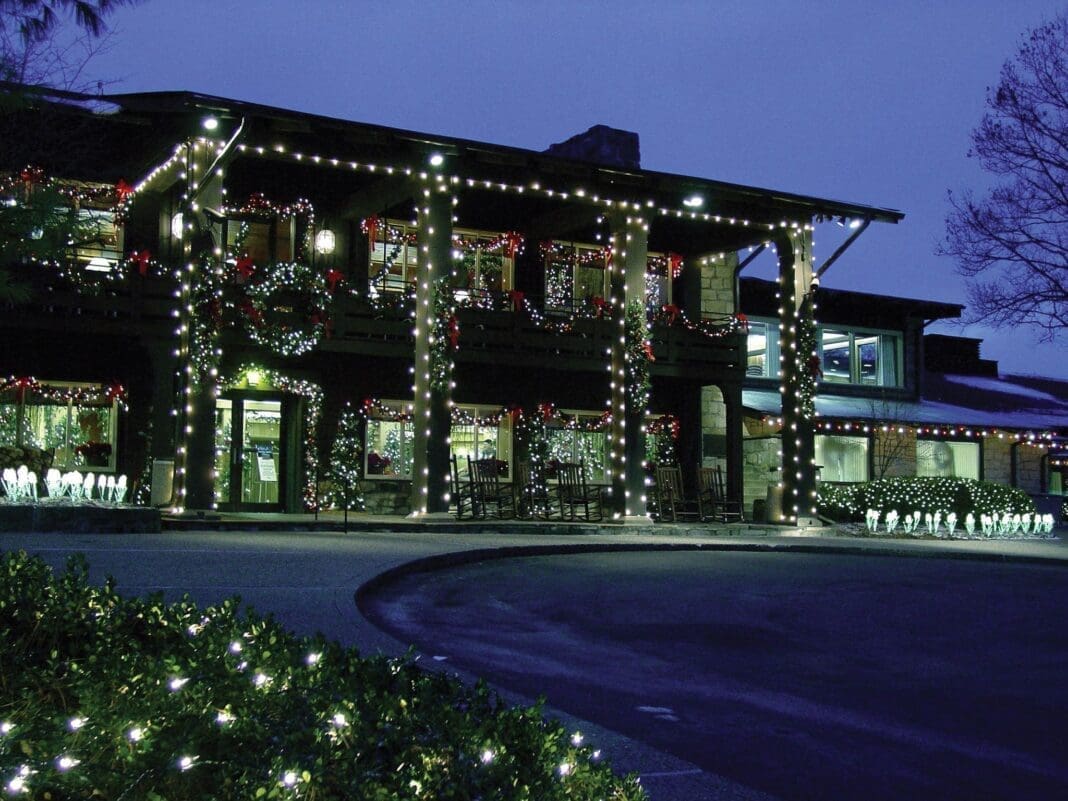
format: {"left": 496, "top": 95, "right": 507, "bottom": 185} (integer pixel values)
{"left": 241, "top": 262, "right": 333, "bottom": 356}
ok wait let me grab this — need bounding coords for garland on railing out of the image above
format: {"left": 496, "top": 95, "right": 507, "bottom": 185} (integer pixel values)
{"left": 0, "top": 376, "right": 127, "bottom": 409}
{"left": 225, "top": 194, "right": 315, "bottom": 260}
{"left": 224, "top": 365, "right": 322, "bottom": 510}
{"left": 624, "top": 300, "right": 653, "bottom": 414}
{"left": 360, "top": 398, "right": 415, "bottom": 422}
{"left": 453, "top": 230, "right": 524, "bottom": 258}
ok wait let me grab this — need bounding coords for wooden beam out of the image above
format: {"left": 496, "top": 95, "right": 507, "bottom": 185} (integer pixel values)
{"left": 336, "top": 175, "right": 414, "bottom": 221}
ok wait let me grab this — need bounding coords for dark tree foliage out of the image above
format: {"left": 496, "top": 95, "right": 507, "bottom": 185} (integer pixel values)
{"left": 941, "top": 13, "right": 1068, "bottom": 338}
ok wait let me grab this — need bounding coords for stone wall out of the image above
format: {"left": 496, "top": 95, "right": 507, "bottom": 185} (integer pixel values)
{"left": 700, "top": 252, "right": 737, "bottom": 318}
{"left": 362, "top": 480, "right": 411, "bottom": 516}
{"left": 742, "top": 416, "right": 781, "bottom": 519}
{"left": 701, "top": 385, "right": 727, "bottom": 465}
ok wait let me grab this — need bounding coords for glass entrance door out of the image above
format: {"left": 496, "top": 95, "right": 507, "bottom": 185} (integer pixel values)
{"left": 214, "top": 396, "right": 286, "bottom": 511}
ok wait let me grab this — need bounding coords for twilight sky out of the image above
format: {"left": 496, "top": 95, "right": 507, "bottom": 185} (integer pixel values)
{"left": 80, "top": 0, "right": 1068, "bottom": 378}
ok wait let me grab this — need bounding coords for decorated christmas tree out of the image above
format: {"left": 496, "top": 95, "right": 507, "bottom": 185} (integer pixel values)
{"left": 325, "top": 403, "right": 364, "bottom": 511}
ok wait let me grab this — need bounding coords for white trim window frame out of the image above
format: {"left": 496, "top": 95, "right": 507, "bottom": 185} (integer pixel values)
{"left": 363, "top": 400, "right": 415, "bottom": 479}
{"left": 818, "top": 326, "right": 902, "bottom": 388}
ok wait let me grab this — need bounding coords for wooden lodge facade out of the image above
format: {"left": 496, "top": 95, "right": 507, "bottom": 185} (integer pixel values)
{"left": 0, "top": 85, "right": 908, "bottom": 521}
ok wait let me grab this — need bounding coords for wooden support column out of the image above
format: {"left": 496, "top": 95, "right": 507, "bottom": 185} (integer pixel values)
{"left": 608, "top": 213, "right": 650, "bottom": 520}
{"left": 777, "top": 228, "right": 820, "bottom": 526}
{"left": 723, "top": 381, "right": 744, "bottom": 511}
{"left": 410, "top": 172, "right": 453, "bottom": 516}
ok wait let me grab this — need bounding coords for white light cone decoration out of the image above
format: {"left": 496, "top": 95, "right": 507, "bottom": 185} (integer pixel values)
{"left": 945, "top": 512, "right": 957, "bottom": 538}
{"left": 25, "top": 471, "right": 37, "bottom": 501}
{"left": 45, "top": 468, "right": 62, "bottom": 497}
{"left": 1, "top": 467, "right": 17, "bottom": 499}
{"left": 965, "top": 512, "right": 976, "bottom": 536}
{"left": 114, "top": 475, "right": 127, "bottom": 503}
{"left": 884, "top": 510, "right": 899, "bottom": 534}
{"left": 105, "top": 475, "right": 116, "bottom": 502}
{"left": 83, "top": 473, "right": 95, "bottom": 500}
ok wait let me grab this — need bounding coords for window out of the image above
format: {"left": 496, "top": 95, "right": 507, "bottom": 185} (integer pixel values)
{"left": 452, "top": 230, "right": 515, "bottom": 303}
{"left": 364, "top": 401, "right": 414, "bottom": 479}
{"left": 916, "top": 439, "right": 980, "bottom": 480}
{"left": 544, "top": 243, "right": 608, "bottom": 314}
{"left": 227, "top": 219, "right": 294, "bottom": 264}
{"left": 746, "top": 320, "right": 780, "bottom": 378}
{"left": 820, "top": 328, "right": 901, "bottom": 387}
{"left": 73, "top": 209, "right": 122, "bottom": 274}
{"left": 450, "top": 405, "right": 513, "bottom": 478}
{"left": 545, "top": 411, "right": 610, "bottom": 483}
{"left": 0, "top": 381, "right": 118, "bottom": 471}
{"left": 644, "top": 252, "right": 674, "bottom": 313}
{"left": 816, "top": 434, "right": 869, "bottom": 482}
{"left": 369, "top": 221, "right": 418, "bottom": 294}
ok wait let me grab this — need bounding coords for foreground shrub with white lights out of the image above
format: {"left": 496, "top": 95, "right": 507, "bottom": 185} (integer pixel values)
{"left": 818, "top": 477, "right": 1037, "bottom": 524}
{"left": 0, "top": 552, "right": 644, "bottom": 800}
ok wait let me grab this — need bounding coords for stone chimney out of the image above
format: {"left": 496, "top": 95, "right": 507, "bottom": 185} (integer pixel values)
{"left": 544, "top": 124, "right": 640, "bottom": 169}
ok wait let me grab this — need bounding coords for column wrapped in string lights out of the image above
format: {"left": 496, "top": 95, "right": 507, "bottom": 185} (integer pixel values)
{"left": 776, "top": 228, "right": 820, "bottom": 525}
{"left": 409, "top": 158, "right": 454, "bottom": 516}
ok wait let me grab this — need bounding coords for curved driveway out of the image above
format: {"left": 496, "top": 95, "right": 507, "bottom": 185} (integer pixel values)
{"left": 363, "top": 549, "right": 1068, "bottom": 801}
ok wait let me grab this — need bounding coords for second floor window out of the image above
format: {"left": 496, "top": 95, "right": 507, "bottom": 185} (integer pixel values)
{"left": 452, "top": 230, "right": 515, "bottom": 302}
{"left": 746, "top": 320, "right": 780, "bottom": 378}
{"left": 369, "top": 221, "right": 418, "bottom": 294}
{"left": 543, "top": 242, "right": 608, "bottom": 314}
{"left": 227, "top": 219, "right": 295, "bottom": 264}
{"left": 74, "top": 209, "right": 122, "bottom": 274}
{"left": 820, "top": 329, "right": 901, "bottom": 387}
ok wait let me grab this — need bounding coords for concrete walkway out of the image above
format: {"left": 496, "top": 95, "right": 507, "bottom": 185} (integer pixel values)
{"left": 3, "top": 526, "right": 1066, "bottom": 800}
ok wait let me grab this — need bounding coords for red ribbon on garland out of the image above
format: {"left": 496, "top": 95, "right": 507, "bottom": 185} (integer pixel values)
{"left": 130, "top": 250, "right": 152, "bottom": 276}
{"left": 508, "top": 290, "right": 525, "bottom": 312}
{"left": 508, "top": 406, "right": 523, "bottom": 424}
{"left": 447, "top": 315, "right": 460, "bottom": 348}
{"left": 235, "top": 257, "right": 255, "bottom": 280}
{"left": 365, "top": 215, "right": 379, "bottom": 251}
{"left": 505, "top": 231, "right": 523, "bottom": 258}
{"left": 668, "top": 252, "right": 683, "bottom": 279}
{"left": 13, "top": 376, "right": 34, "bottom": 403}
{"left": 592, "top": 296, "right": 606, "bottom": 318}
{"left": 734, "top": 312, "right": 750, "bottom": 332}
{"left": 326, "top": 269, "right": 344, "bottom": 292}
{"left": 603, "top": 246, "right": 613, "bottom": 268}
{"left": 105, "top": 382, "right": 126, "bottom": 404}
{"left": 538, "top": 402, "right": 555, "bottom": 421}
{"left": 642, "top": 341, "right": 656, "bottom": 361}
{"left": 115, "top": 179, "right": 134, "bottom": 201}
{"left": 661, "top": 303, "right": 680, "bottom": 325}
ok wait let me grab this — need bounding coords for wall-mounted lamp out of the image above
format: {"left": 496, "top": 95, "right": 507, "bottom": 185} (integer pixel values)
{"left": 314, "top": 228, "right": 336, "bottom": 255}
{"left": 170, "top": 212, "right": 184, "bottom": 240}
{"left": 428, "top": 152, "right": 445, "bottom": 167}
{"left": 683, "top": 194, "right": 704, "bottom": 208}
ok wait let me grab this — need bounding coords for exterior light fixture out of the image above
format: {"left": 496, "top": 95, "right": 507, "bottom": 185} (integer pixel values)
{"left": 683, "top": 194, "right": 703, "bottom": 208}
{"left": 202, "top": 116, "right": 219, "bottom": 131}
{"left": 428, "top": 152, "right": 445, "bottom": 167}
{"left": 848, "top": 218, "right": 863, "bottom": 229}
{"left": 170, "top": 212, "right": 184, "bottom": 240}
{"left": 246, "top": 369, "right": 262, "bottom": 386}
{"left": 314, "top": 228, "right": 336, "bottom": 255}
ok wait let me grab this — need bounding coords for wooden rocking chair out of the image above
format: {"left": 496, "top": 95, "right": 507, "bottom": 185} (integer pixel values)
{"left": 469, "top": 456, "right": 516, "bottom": 519}
{"left": 653, "top": 464, "right": 701, "bottom": 522}
{"left": 557, "top": 461, "right": 603, "bottom": 521}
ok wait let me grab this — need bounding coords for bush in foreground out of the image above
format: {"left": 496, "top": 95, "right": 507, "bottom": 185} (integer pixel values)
{"left": 0, "top": 551, "right": 644, "bottom": 800}
{"left": 818, "top": 477, "right": 1037, "bottom": 523}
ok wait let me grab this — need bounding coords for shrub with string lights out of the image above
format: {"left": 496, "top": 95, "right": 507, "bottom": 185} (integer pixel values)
{"left": 818, "top": 476, "right": 1037, "bottom": 522}
{"left": 0, "top": 552, "right": 644, "bottom": 801}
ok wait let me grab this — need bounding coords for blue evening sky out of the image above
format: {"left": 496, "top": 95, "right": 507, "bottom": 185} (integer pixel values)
{"left": 81, "top": 0, "right": 1068, "bottom": 378}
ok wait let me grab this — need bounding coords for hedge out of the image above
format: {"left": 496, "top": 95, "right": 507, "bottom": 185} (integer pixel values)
{"left": 0, "top": 551, "right": 645, "bottom": 800}
{"left": 817, "top": 477, "right": 1037, "bottom": 522}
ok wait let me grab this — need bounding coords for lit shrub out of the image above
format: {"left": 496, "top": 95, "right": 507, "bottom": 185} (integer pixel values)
{"left": 816, "top": 483, "right": 865, "bottom": 521}
{"left": 0, "top": 551, "right": 645, "bottom": 801}
{"left": 858, "top": 477, "right": 1036, "bottom": 518}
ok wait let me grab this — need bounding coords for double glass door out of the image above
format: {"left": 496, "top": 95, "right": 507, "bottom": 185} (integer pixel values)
{"left": 214, "top": 395, "right": 286, "bottom": 511}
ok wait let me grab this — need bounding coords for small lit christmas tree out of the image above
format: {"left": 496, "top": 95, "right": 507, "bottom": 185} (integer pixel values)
{"left": 326, "top": 403, "right": 364, "bottom": 511}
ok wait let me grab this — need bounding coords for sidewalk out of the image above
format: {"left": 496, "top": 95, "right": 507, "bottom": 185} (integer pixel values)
{"left": 3, "top": 526, "right": 1066, "bottom": 801}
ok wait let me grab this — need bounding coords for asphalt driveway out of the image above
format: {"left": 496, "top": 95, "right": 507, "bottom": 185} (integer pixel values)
{"left": 363, "top": 549, "right": 1068, "bottom": 801}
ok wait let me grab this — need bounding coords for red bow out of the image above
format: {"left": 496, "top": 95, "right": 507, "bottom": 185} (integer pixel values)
{"left": 365, "top": 215, "right": 379, "bottom": 250}
{"left": 592, "top": 296, "right": 606, "bottom": 318}
{"left": 13, "top": 376, "right": 34, "bottom": 403}
{"left": 105, "top": 382, "right": 126, "bottom": 403}
{"left": 238, "top": 298, "right": 263, "bottom": 326}
{"left": 327, "top": 269, "right": 344, "bottom": 292}
{"left": 661, "top": 303, "right": 680, "bottom": 325}
{"left": 508, "top": 406, "right": 523, "bottom": 424}
{"left": 19, "top": 166, "right": 42, "bottom": 187}
{"left": 130, "top": 250, "right": 152, "bottom": 276}
{"left": 505, "top": 231, "right": 523, "bottom": 258}
{"left": 642, "top": 342, "right": 656, "bottom": 361}
{"left": 508, "top": 290, "right": 525, "bottom": 312}
{"left": 734, "top": 312, "right": 750, "bottom": 332}
{"left": 115, "top": 179, "right": 134, "bottom": 201}
{"left": 235, "top": 257, "right": 255, "bottom": 279}
{"left": 448, "top": 315, "right": 460, "bottom": 348}
{"left": 539, "top": 402, "right": 555, "bottom": 421}
{"left": 668, "top": 252, "right": 683, "bottom": 279}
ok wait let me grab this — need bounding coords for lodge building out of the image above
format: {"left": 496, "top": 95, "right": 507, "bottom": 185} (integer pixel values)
{"left": 1, "top": 85, "right": 1063, "bottom": 521}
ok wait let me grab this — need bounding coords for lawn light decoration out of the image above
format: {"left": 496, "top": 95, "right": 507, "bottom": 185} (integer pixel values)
{"left": 864, "top": 507, "right": 1055, "bottom": 538}
{"left": 1, "top": 466, "right": 127, "bottom": 504}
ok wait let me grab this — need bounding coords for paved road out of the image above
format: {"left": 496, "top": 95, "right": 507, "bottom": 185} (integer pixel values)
{"left": 364, "top": 549, "right": 1068, "bottom": 801}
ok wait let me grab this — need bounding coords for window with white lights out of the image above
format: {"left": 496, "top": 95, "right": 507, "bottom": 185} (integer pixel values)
{"left": 644, "top": 252, "right": 675, "bottom": 313}
{"left": 543, "top": 242, "right": 608, "bottom": 314}
{"left": 364, "top": 401, "right": 414, "bottom": 479}
{"left": 819, "top": 328, "right": 901, "bottom": 387}
{"left": 746, "top": 319, "right": 781, "bottom": 378}
{"left": 451, "top": 229, "right": 515, "bottom": 303}
{"left": 815, "top": 434, "right": 869, "bottom": 483}
{"left": 450, "top": 405, "right": 513, "bottom": 479}
{"left": 0, "top": 381, "right": 118, "bottom": 471}
{"left": 545, "top": 410, "right": 611, "bottom": 483}
{"left": 368, "top": 220, "right": 418, "bottom": 294}
{"left": 916, "top": 439, "right": 980, "bottom": 480}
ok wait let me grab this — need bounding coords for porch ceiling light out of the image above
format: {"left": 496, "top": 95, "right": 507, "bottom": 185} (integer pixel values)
{"left": 683, "top": 194, "right": 703, "bottom": 208}
{"left": 202, "top": 116, "right": 219, "bottom": 131}
{"left": 428, "top": 152, "right": 445, "bottom": 167}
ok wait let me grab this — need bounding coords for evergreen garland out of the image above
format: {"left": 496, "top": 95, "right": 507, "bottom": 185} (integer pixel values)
{"left": 624, "top": 300, "right": 652, "bottom": 414}
{"left": 429, "top": 277, "right": 456, "bottom": 394}
{"left": 795, "top": 295, "right": 820, "bottom": 420}
{"left": 189, "top": 250, "right": 224, "bottom": 385}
